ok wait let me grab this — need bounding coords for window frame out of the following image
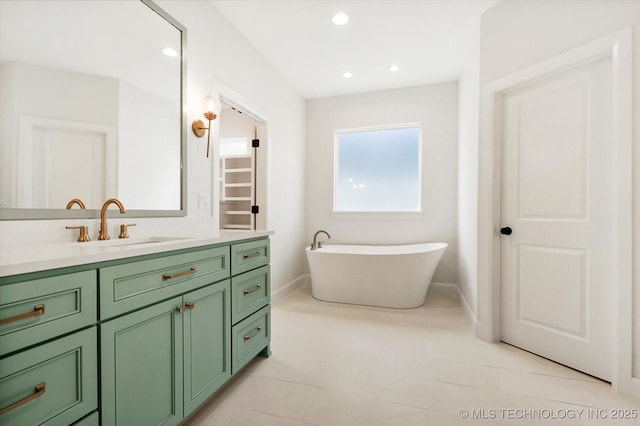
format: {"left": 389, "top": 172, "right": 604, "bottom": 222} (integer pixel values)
{"left": 219, "top": 137, "right": 249, "bottom": 157}
{"left": 332, "top": 122, "right": 423, "bottom": 218}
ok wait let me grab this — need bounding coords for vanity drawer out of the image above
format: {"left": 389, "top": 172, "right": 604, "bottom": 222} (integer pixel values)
{"left": 231, "top": 238, "right": 270, "bottom": 276}
{"left": 0, "top": 327, "right": 98, "bottom": 426}
{"left": 100, "top": 246, "right": 229, "bottom": 319}
{"left": 232, "top": 305, "right": 270, "bottom": 374}
{"left": 0, "top": 270, "right": 97, "bottom": 356}
{"left": 231, "top": 265, "right": 270, "bottom": 325}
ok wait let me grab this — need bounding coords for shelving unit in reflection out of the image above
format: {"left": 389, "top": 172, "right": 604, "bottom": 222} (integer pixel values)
{"left": 220, "top": 154, "right": 253, "bottom": 230}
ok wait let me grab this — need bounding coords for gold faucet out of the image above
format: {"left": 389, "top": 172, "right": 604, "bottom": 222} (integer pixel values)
{"left": 98, "top": 198, "right": 126, "bottom": 240}
{"left": 66, "top": 225, "right": 91, "bottom": 242}
{"left": 66, "top": 198, "right": 86, "bottom": 209}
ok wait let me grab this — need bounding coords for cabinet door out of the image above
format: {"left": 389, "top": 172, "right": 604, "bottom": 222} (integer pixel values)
{"left": 183, "top": 280, "right": 231, "bottom": 416}
{"left": 101, "top": 297, "right": 183, "bottom": 426}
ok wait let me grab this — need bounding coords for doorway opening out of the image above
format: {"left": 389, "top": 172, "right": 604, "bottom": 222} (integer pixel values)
{"left": 218, "top": 100, "right": 267, "bottom": 231}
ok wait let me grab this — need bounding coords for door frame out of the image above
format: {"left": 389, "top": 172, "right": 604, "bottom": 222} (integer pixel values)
{"left": 212, "top": 79, "right": 271, "bottom": 231}
{"left": 477, "top": 27, "right": 634, "bottom": 395}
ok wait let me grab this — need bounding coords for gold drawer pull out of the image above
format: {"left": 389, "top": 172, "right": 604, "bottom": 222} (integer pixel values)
{"left": 243, "top": 284, "right": 262, "bottom": 295}
{"left": 243, "top": 327, "right": 262, "bottom": 341}
{"left": 162, "top": 267, "right": 196, "bottom": 280}
{"left": 186, "top": 302, "right": 195, "bottom": 310}
{"left": 0, "top": 382, "right": 46, "bottom": 415}
{"left": 242, "top": 252, "right": 261, "bottom": 260}
{"left": 0, "top": 304, "right": 45, "bottom": 326}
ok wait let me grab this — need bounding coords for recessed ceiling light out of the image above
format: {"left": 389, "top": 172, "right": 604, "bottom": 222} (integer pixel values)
{"left": 332, "top": 12, "right": 349, "bottom": 26}
{"left": 342, "top": 71, "right": 352, "bottom": 79}
{"left": 389, "top": 65, "right": 400, "bottom": 72}
{"left": 162, "top": 47, "right": 178, "bottom": 57}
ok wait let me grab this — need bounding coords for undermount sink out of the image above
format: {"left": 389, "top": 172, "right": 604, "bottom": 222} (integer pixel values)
{"left": 84, "top": 236, "right": 193, "bottom": 248}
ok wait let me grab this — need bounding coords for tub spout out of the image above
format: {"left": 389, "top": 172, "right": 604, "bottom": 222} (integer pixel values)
{"left": 311, "top": 230, "right": 331, "bottom": 250}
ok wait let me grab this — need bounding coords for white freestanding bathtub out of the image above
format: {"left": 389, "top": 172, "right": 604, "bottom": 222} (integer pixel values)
{"left": 305, "top": 243, "right": 447, "bottom": 308}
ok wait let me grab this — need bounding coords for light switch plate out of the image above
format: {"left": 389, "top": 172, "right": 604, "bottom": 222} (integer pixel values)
{"left": 198, "top": 192, "right": 210, "bottom": 208}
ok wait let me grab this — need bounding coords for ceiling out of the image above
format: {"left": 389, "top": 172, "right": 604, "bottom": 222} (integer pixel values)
{"left": 212, "top": 0, "right": 502, "bottom": 99}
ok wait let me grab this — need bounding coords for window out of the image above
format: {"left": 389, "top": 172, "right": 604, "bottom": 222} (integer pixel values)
{"left": 219, "top": 137, "right": 249, "bottom": 157}
{"left": 334, "top": 124, "right": 422, "bottom": 212}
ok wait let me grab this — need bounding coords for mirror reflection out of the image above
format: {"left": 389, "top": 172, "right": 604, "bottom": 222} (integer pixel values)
{"left": 0, "top": 0, "right": 183, "bottom": 215}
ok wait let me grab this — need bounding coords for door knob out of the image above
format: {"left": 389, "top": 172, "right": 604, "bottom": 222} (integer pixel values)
{"left": 500, "top": 226, "right": 513, "bottom": 235}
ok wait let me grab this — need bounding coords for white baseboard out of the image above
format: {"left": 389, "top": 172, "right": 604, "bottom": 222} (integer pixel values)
{"left": 474, "top": 320, "right": 495, "bottom": 342}
{"left": 458, "top": 289, "right": 478, "bottom": 329}
{"left": 431, "top": 282, "right": 478, "bottom": 329}
{"left": 271, "top": 274, "right": 309, "bottom": 303}
{"left": 429, "top": 282, "right": 459, "bottom": 299}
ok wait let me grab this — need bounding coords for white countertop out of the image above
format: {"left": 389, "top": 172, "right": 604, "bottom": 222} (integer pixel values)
{"left": 0, "top": 230, "right": 273, "bottom": 278}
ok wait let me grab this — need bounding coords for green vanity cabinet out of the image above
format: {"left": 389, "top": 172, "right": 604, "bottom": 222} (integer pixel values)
{"left": 231, "top": 238, "right": 269, "bottom": 275}
{"left": 231, "top": 265, "right": 270, "bottom": 325}
{"left": 232, "top": 305, "right": 270, "bottom": 374}
{"left": 182, "top": 281, "right": 232, "bottom": 415}
{"left": 71, "top": 412, "right": 99, "bottom": 426}
{"left": 0, "top": 270, "right": 97, "bottom": 356}
{"left": 100, "top": 296, "right": 184, "bottom": 426}
{"left": 100, "top": 279, "right": 232, "bottom": 426}
{"left": 229, "top": 239, "right": 271, "bottom": 374}
{"left": 99, "top": 246, "right": 229, "bottom": 320}
{"left": 0, "top": 327, "right": 98, "bottom": 426}
{"left": 0, "top": 235, "right": 270, "bottom": 426}
{"left": 0, "top": 270, "right": 98, "bottom": 426}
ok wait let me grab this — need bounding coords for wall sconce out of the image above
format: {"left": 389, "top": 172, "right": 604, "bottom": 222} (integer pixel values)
{"left": 192, "top": 96, "right": 217, "bottom": 158}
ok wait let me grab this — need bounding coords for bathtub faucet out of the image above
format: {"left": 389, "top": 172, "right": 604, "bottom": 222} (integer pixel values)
{"left": 311, "top": 230, "right": 331, "bottom": 250}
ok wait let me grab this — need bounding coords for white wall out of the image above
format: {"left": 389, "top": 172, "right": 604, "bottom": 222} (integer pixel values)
{"left": 0, "top": 1, "right": 308, "bottom": 294}
{"left": 118, "top": 81, "right": 180, "bottom": 210}
{"left": 306, "top": 83, "right": 458, "bottom": 283}
{"left": 475, "top": 0, "right": 640, "bottom": 387}
{"left": 219, "top": 108, "right": 256, "bottom": 141}
{"left": 457, "top": 28, "right": 481, "bottom": 318}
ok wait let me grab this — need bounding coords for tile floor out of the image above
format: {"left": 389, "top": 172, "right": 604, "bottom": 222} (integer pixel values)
{"left": 184, "top": 284, "right": 640, "bottom": 425}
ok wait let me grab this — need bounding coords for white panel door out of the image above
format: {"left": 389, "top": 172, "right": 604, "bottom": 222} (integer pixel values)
{"left": 500, "top": 56, "right": 612, "bottom": 381}
{"left": 17, "top": 116, "right": 116, "bottom": 209}
{"left": 32, "top": 127, "right": 106, "bottom": 209}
